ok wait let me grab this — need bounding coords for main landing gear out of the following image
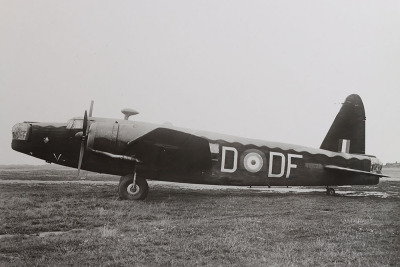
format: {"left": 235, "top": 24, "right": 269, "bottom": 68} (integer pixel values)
{"left": 118, "top": 172, "right": 149, "bottom": 200}
{"left": 326, "top": 187, "right": 336, "bottom": 196}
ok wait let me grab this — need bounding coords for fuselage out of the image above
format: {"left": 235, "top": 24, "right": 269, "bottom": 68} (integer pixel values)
{"left": 12, "top": 116, "right": 383, "bottom": 187}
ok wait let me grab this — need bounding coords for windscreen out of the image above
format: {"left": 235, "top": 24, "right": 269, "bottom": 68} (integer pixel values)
{"left": 66, "top": 119, "right": 84, "bottom": 129}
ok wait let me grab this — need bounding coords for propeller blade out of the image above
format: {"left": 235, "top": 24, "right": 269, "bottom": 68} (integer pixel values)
{"left": 89, "top": 100, "right": 94, "bottom": 117}
{"left": 83, "top": 110, "right": 88, "bottom": 137}
{"left": 77, "top": 141, "right": 85, "bottom": 176}
{"left": 77, "top": 110, "right": 90, "bottom": 177}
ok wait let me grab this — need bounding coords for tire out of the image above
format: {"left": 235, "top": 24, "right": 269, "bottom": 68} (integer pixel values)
{"left": 118, "top": 174, "right": 149, "bottom": 200}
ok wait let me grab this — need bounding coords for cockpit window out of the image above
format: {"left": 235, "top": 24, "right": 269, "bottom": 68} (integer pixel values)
{"left": 66, "top": 119, "right": 84, "bottom": 129}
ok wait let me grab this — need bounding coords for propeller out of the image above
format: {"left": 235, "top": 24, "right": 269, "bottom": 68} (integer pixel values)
{"left": 76, "top": 100, "right": 94, "bottom": 177}
{"left": 77, "top": 110, "right": 90, "bottom": 176}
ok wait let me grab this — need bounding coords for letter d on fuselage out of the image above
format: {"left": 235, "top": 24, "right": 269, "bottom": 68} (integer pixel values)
{"left": 221, "top": 146, "right": 238, "bottom": 173}
{"left": 220, "top": 146, "right": 303, "bottom": 179}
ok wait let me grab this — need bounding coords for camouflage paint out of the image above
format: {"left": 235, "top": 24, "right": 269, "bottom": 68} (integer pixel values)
{"left": 12, "top": 119, "right": 381, "bottom": 187}
{"left": 11, "top": 94, "right": 384, "bottom": 187}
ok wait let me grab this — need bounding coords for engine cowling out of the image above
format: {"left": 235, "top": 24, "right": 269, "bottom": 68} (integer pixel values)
{"left": 87, "top": 122, "right": 120, "bottom": 154}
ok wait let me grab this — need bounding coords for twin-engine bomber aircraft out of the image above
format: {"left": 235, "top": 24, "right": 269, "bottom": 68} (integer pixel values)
{"left": 12, "top": 94, "right": 387, "bottom": 200}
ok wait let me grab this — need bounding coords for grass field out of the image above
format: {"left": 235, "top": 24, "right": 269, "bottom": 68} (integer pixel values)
{"left": 0, "top": 166, "right": 399, "bottom": 266}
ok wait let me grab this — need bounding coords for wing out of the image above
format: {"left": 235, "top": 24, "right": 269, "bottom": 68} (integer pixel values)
{"left": 125, "top": 128, "right": 212, "bottom": 178}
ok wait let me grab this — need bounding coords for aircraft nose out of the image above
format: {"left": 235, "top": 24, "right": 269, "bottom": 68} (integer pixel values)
{"left": 11, "top": 122, "right": 32, "bottom": 153}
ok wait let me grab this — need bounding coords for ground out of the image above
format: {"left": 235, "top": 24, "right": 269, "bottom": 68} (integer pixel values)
{"left": 0, "top": 166, "right": 399, "bottom": 266}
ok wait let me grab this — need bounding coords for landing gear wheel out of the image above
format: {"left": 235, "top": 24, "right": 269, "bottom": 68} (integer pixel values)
{"left": 119, "top": 174, "right": 149, "bottom": 200}
{"left": 326, "top": 187, "right": 335, "bottom": 196}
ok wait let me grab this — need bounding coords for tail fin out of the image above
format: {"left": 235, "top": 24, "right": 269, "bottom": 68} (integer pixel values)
{"left": 320, "top": 94, "right": 365, "bottom": 154}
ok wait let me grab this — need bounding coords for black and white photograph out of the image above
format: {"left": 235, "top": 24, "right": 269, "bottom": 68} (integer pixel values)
{"left": 1, "top": 1, "right": 399, "bottom": 266}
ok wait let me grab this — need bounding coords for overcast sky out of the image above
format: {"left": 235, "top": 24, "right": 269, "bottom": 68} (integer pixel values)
{"left": 1, "top": 1, "right": 399, "bottom": 165}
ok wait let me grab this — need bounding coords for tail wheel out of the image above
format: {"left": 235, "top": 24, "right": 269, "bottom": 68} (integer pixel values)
{"left": 326, "top": 187, "right": 336, "bottom": 196}
{"left": 119, "top": 174, "right": 149, "bottom": 200}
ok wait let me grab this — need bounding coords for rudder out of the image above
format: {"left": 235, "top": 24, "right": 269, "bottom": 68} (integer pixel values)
{"left": 320, "top": 94, "right": 365, "bottom": 154}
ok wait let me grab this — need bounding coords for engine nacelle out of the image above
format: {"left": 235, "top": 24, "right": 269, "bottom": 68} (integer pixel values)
{"left": 87, "top": 122, "right": 120, "bottom": 154}
{"left": 86, "top": 121, "right": 145, "bottom": 155}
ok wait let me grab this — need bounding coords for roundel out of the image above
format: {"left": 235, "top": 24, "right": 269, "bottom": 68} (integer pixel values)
{"left": 243, "top": 152, "right": 264, "bottom": 173}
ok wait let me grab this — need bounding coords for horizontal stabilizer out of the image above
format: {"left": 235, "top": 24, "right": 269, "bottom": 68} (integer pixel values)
{"left": 324, "top": 165, "right": 388, "bottom": 177}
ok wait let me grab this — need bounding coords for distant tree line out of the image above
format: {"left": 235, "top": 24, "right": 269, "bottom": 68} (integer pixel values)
{"left": 384, "top": 162, "right": 400, "bottom": 168}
